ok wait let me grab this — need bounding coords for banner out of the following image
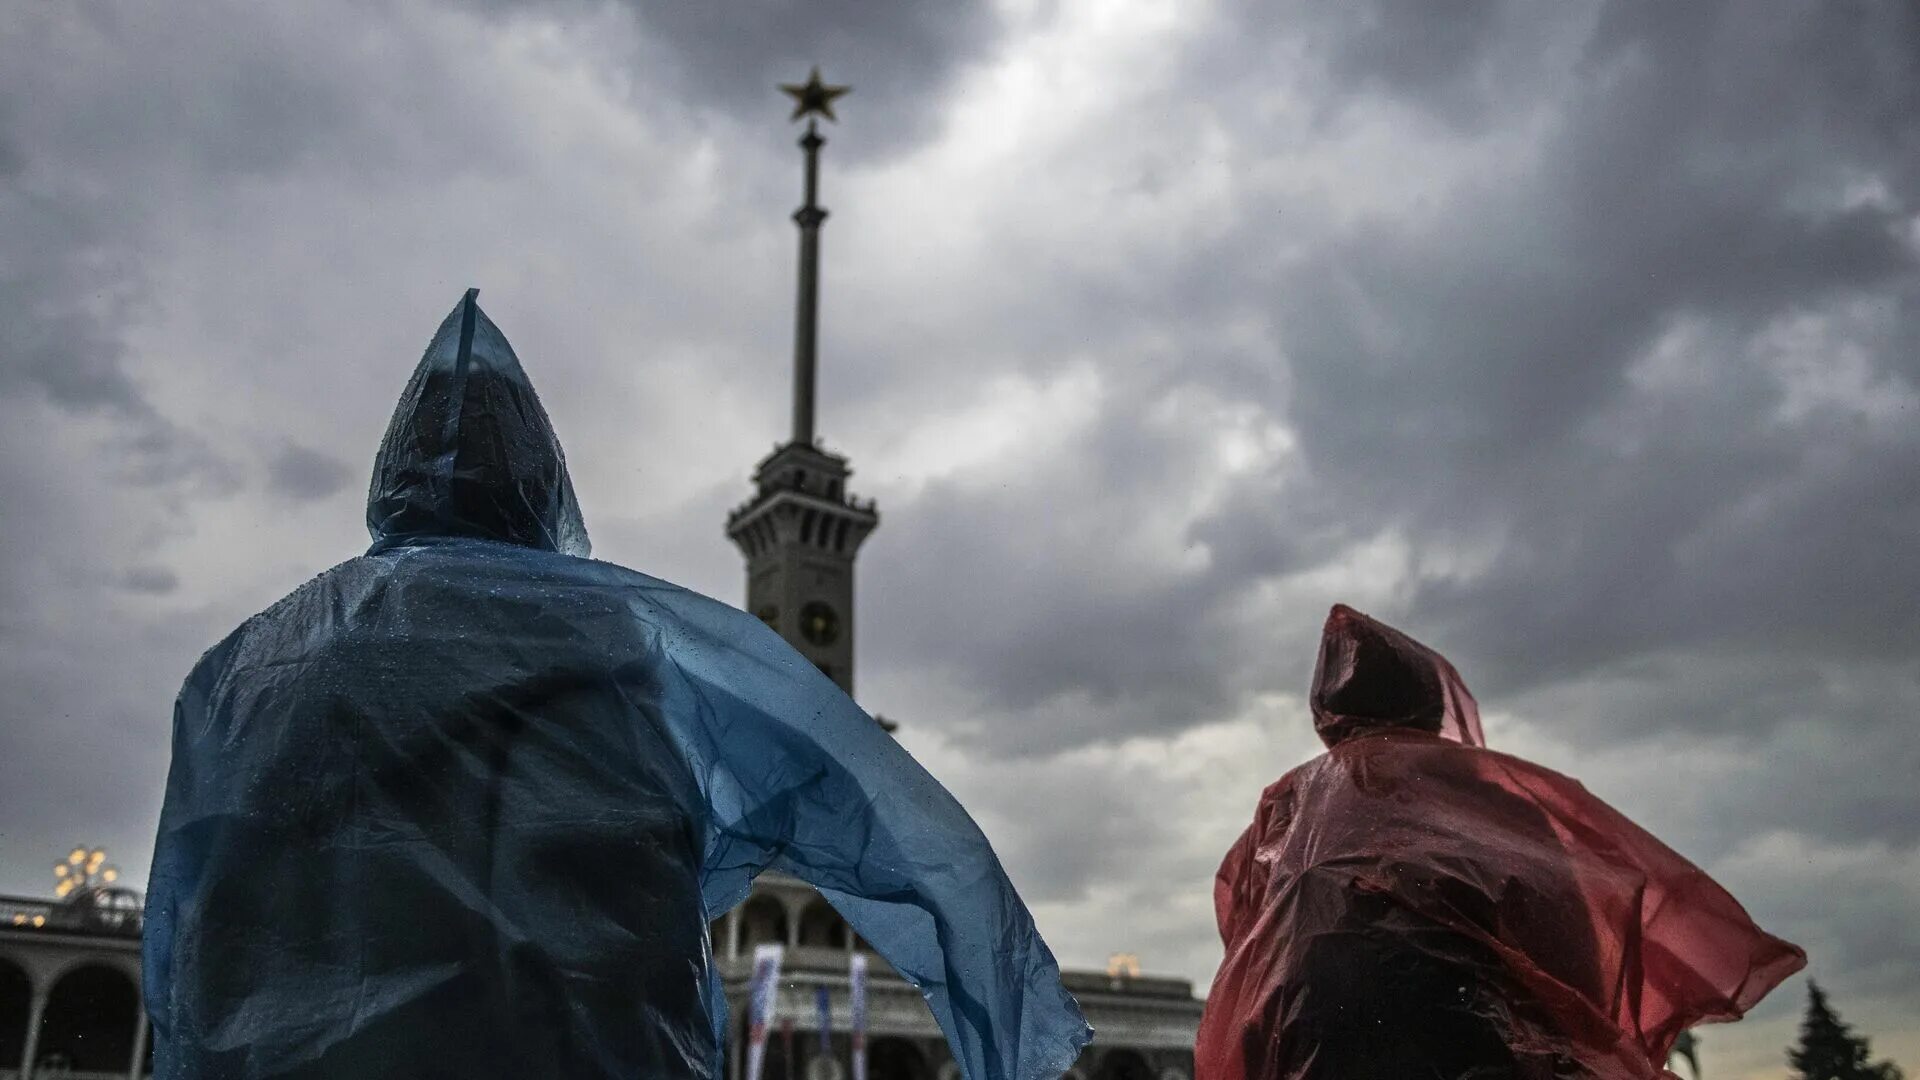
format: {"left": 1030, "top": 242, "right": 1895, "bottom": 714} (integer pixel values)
{"left": 745, "top": 944, "right": 785, "bottom": 1080}
{"left": 816, "top": 984, "right": 832, "bottom": 1055}
{"left": 849, "top": 953, "right": 868, "bottom": 1080}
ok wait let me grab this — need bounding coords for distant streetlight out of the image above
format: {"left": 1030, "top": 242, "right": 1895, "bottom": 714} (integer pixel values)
{"left": 53, "top": 845, "right": 119, "bottom": 902}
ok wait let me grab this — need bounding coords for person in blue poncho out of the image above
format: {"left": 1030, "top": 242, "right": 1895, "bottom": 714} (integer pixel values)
{"left": 143, "top": 290, "right": 1091, "bottom": 1080}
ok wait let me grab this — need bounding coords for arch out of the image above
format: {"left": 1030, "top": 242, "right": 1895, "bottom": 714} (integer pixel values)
{"left": 869, "top": 1037, "right": 929, "bottom": 1080}
{"left": 0, "top": 955, "right": 30, "bottom": 1072}
{"left": 796, "top": 897, "right": 841, "bottom": 949}
{"left": 1094, "top": 1049, "right": 1153, "bottom": 1080}
{"left": 34, "top": 963, "right": 138, "bottom": 1072}
{"left": 833, "top": 518, "right": 851, "bottom": 552}
{"left": 801, "top": 509, "right": 819, "bottom": 545}
{"left": 740, "top": 894, "right": 790, "bottom": 949}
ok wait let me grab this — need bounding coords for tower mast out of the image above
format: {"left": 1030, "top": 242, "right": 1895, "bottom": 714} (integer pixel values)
{"left": 792, "top": 120, "right": 824, "bottom": 446}
{"left": 782, "top": 66, "right": 848, "bottom": 448}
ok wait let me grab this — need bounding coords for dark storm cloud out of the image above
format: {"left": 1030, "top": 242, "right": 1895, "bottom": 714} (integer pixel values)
{"left": 1154, "top": 0, "right": 1920, "bottom": 732}
{"left": 1134, "top": 7, "right": 1919, "bottom": 1059}
{"left": 857, "top": 359, "right": 1292, "bottom": 752}
{"left": 267, "top": 443, "right": 354, "bottom": 501}
{"left": 2, "top": 0, "right": 1916, "bottom": 1069}
{"left": 1296, "top": 0, "right": 1573, "bottom": 130}
{"left": 0, "top": 3, "right": 366, "bottom": 494}
{"left": 472, "top": 0, "right": 1004, "bottom": 155}
{"left": 0, "top": 2, "right": 419, "bottom": 903}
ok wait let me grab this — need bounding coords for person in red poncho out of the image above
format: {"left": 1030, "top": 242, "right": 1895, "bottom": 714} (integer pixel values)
{"left": 1197, "top": 604, "right": 1805, "bottom": 1080}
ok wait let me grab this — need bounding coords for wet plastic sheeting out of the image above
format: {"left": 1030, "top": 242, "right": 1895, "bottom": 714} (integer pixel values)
{"left": 144, "top": 292, "right": 1091, "bottom": 1080}
{"left": 1197, "top": 605, "right": 1805, "bottom": 1080}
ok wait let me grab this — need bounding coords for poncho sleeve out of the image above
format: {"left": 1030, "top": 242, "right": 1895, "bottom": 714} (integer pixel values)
{"left": 1501, "top": 764, "right": 1808, "bottom": 1061}
{"left": 635, "top": 581, "right": 1092, "bottom": 1080}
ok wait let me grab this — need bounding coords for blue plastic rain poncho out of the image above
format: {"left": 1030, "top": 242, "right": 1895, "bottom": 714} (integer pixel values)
{"left": 143, "top": 291, "right": 1091, "bottom": 1080}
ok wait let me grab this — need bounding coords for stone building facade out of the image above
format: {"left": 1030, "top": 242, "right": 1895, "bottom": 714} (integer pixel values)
{"left": 0, "top": 895, "right": 150, "bottom": 1079}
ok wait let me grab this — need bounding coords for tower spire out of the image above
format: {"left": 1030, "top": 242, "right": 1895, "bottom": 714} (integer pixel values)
{"left": 780, "top": 67, "right": 848, "bottom": 447}
{"left": 730, "top": 68, "right": 876, "bottom": 697}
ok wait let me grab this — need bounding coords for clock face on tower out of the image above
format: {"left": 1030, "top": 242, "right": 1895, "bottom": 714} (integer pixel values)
{"left": 800, "top": 601, "right": 840, "bottom": 646}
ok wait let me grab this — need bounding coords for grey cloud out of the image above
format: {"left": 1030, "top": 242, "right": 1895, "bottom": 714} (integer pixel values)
{"left": 267, "top": 443, "right": 354, "bottom": 502}
{"left": 1310, "top": 0, "right": 1563, "bottom": 129}
{"left": 0, "top": 2, "right": 422, "bottom": 899}
{"left": 1, "top": 0, "right": 1916, "bottom": 1068}
{"left": 1182, "top": 2, "right": 1920, "bottom": 712}
{"left": 0, "top": 6, "right": 324, "bottom": 495}
{"left": 0, "top": 128, "right": 20, "bottom": 181}
{"left": 120, "top": 566, "right": 181, "bottom": 595}
{"left": 861, "top": 381, "right": 1278, "bottom": 754}
{"left": 10, "top": 306, "right": 147, "bottom": 413}
{"left": 470, "top": 0, "right": 1004, "bottom": 157}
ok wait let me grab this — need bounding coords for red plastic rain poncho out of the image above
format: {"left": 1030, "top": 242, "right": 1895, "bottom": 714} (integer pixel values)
{"left": 1197, "top": 605, "right": 1804, "bottom": 1080}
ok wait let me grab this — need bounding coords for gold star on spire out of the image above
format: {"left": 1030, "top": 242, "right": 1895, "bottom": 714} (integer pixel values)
{"left": 780, "top": 66, "right": 850, "bottom": 123}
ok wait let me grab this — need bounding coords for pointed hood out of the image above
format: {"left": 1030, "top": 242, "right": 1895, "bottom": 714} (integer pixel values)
{"left": 1309, "top": 603, "right": 1483, "bottom": 748}
{"left": 366, "top": 290, "right": 590, "bottom": 556}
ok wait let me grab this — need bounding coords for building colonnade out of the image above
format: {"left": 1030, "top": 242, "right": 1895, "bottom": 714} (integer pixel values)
{"left": 0, "top": 937, "right": 149, "bottom": 1080}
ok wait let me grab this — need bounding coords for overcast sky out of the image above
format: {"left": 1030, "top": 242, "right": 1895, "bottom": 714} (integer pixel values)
{"left": 3, "top": 2, "right": 1916, "bottom": 1076}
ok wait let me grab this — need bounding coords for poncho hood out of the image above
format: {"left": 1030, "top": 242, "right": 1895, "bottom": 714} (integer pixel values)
{"left": 366, "top": 289, "right": 590, "bottom": 556}
{"left": 1310, "top": 603, "right": 1484, "bottom": 748}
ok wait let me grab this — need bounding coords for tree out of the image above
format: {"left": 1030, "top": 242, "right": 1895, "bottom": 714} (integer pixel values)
{"left": 1789, "top": 981, "right": 1905, "bottom": 1080}
{"left": 1669, "top": 1030, "right": 1701, "bottom": 1079}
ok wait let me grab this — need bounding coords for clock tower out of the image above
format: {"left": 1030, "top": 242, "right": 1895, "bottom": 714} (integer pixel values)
{"left": 708, "top": 73, "right": 1204, "bottom": 1080}
{"left": 725, "top": 68, "right": 878, "bottom": 695}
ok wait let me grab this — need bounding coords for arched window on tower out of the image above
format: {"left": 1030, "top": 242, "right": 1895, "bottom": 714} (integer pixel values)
{"left": 801, "top": 509, "right": 819, "bottom": 546}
